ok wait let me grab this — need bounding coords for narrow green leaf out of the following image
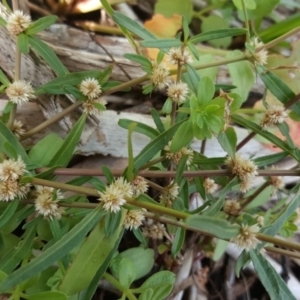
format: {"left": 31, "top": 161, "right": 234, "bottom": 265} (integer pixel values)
{"left": 0, "top": 16, "right": 7, "bottom": 26}
{"left": 36, "top": 71, "right": 104, "bottom": 94}
{"left": 59, "top": 217, "right": 123, "bottom": 295}
{"left": 183, "top": 64, "right": 200, "bottom": 94}
{"left": 26, "top": 15, "right": 58, "bottom": 35}
{"left": 263, "top": 188, "right": 300, "bottom": 237}
{"left": 17, "top": 33, "right": 29, "bottom": 54}
{"left": 77, "top": 230, "right": 123, "bottom": 300}
{"left": 250, "top": 249, "right": 296, "bottom": 300}
{"left": 171, "top": 227, "right": 185, "bottom": 257}
{"left": 175, "top": 157, "right": 190, "bottom": 186}
{"left": 127, "top": 122, "right": 136, "bottom": 182}
{"left": 104, "top": 210, "right": 122, "bottom": 236}
{"left": 170, "top": 119, "right": 194, "bottom": 153}
{"left": 218, "top": 127, "right": 237, "bottom": 158}
{"left": 124, "top": 54, "right": 152, "bottom": 71}
{"left": 232, "top": 114, "right": 298, "bottom": 161}
{"left": 189, "top": 28, "right": 247, "bottom": 44}
{"left": 151, "top": 109, "right": 165, "bottom": 133}
{"left": 0, "top": 69, "right": 10, "bottom": 86}
{"left": 140, "top": 39, "right": 182, "bottom": 48}
{"left": 28, "top": 134, "right": 64, "bottom": 167}
{"left": 112, "top": 12, "right": 156, "bottom": 40}
{"left": 254, "top": 152, "right": 288, "bottom": 167}
{"left": 257, "top": 65, "right": 300, "bottom": 116}
{"left": 28, "top": 36, "right": 68, "bottom": 76}
{"left": 134, "top": 120, "right": 185, "bottom": 169}
{"left": 182, "top": 16, "right": 189, "bottom": 42}
{"left": 28, "top": 291, "right": 67, "bottom": 300}
{"left": 187, "top": 42, "right": 199, "bottom": 60}
{"left": 0, "top": 209, "right": 104, "bottom": 292}
{"left": 118, "top": 119, "right": 159, "bottom": 139}
{"left": 0, "top": 200, "right": 19, "bottom": 229}
{"left": 101, "top": 166, "right": 114, "bottom": 184}
{"left": 0, "top": 120, "right": 30, "bottom": 164}
{"left": 48, "top": 114, "right": 87, "bottom": 167}
{"left": 0, "top": 226, "right": 36, "bottom": 274}
{"left": 186, "top": 215, "right": 240, "bottom": 239}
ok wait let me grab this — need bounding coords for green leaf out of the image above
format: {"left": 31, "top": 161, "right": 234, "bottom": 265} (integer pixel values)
{"left": 118, "top": 119, "right": 159, "bottom": 139}
{"left": 186, "top": 215, "right": 240, "bottom": 239}
{"left": 48, "top": 114, "right": 87, "bottom": 167}
{"left": 116, "top": 248, "right": 154, "bottom": 280}
{"left": 101, "top": 166, "right": 114, "bottom": 184}
{"left": 28, "top": 291, "right": 67, "bottom": 300}
{"left": 112, "top": 12, "right": 156, "bottom": 40}
{"left": 104, "top": 210, "right": 122, "bottom": 236}
{"left": 232, "top": 114, "right": 298, "bottom": 161}
{"left": 139, "top": 289, "right": 153, "bottom": 300}
{"left": 118, "top": 258, "right": 136, "bottom": 289}
{"left": 0, "top": 200, "right": 19, "bottom": 229}
{"left": 0, "top": 209, "right": 104, "bottom": 292}
{"left": 0, "top": 69, "right": 10, "bottom": 86}
{"left": 127, "top": 122, "right": 136, "bottom": 181}
{"left": 171, "top": 227, "right": 185, "bottom": 257}
{"left": 197, "top": 76, "right": 215, "bottom": 105}
{"left": 124, "top": 54, "right": 152, "bottom": 72}
{"left": 0, "top": 226, "right": 36, "bottom": 274}
{"left": 187, "top": 42, "right": 199, "bottom": 60}
{"left": 28, "top": 36, "right": 68, "bottom": 76}
{"left": 170, "top": 119, "right": 194, "bottom": 153}
{"left": 17, "top": 33, "right": 29, "bottom": 54}
{"left": 250, "top": 249, "right": 296, "bottom": 300}
{"left": 174, "top": 155, "right": 190, "bottom": 183}
{"left": 182, "top": 16, "right": 189, "bottom": 42}
{"left": 28, "top": 134, "right": 64, "bottom": 167}
{"left": 183, "top": 64, "right": 200, "bottom": 94}
{"left": 233, "top": 0, "right": 256, "bottom": 9}
{"left": 140, "top": 39, "right": 182, "bottom": 49}
{"left": 151, "top": 109, "right": 165, "bottom": 133}
{"left": 76, "top": 229, "right": 123, "bottom": 300}
{"left": 257, "top": 65, "right": 300, "bottom": 116}
{"left": 26, "top": 15, "right": 58, "bottom": 35}
{"left": 263, "top": 189, "right": 300, "bottom": 237}
{"left": 0, "top": 120, "right": 30, "bottom": 164}
{"left": 154, "top": 0, "right": 193, "bottom": 23}
{"left": 59, "top": 217, "right": 124, "bottom": 295}
{"left": 0, "top": 16, "right": 7, "bottom": 27}
{"left": 254, "top": 152, "right": 288, "bottom": 167}
{"left": 213, "top": 239, "right": 229, "bottom": 261}
{"left": 190, "top": 28, "right": 247, "bottom": 44}
{"left": 36, "top": 70, "right": 104, "bottom": 93}
{"left": 227, "top": 50, "right": 255, "bottom": 102}
{"left": 134, "top": 120, "right": 185, "bottom": 169}
{"left": 137, "top": 271, "right": 175, "bottom": 292}
{"left": 218, "top": 127, "right": 237, "bottom": 158}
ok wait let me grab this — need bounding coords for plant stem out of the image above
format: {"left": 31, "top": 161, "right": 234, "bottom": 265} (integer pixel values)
{"left": 104, "top": 273, "right": 137, "bottom": 300}
{"left": 21, "top": 101, "right": 82, "bottom": 140}
{"left": 236, "top": 132, "right": 256, "bottom": 152}
{"left": 200, "top": 139, "right": 206, "bottom": 154}
{"left": 35, "top": 167, "right": 300, "bottom": 177}
{"left": 241, "top": 0, "right": 250, "bottom": 42}
{"left": 264, "top": 246, "right": 300, "bottom": 260}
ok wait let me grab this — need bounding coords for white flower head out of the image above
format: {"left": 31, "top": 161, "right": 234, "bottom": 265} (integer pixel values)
{"left": 203, "top": 178, "right": 218, "bottom": 194}
{"left": 164, "top": 141, "right": 193, "bottom": 165}
{"left": 82, "top": 98, "right": 107, "bottom": 116}
{"left": 13, "top": 120, "right": 25, "bottom": 139}
{"left": 79, "top": 78, "right": 102, "bottom": 99}
{"left": 249, "top": 37, "right": 268, "bottom": 66}
{"left": 167, "top": 81, "right": 189, "bottom": 104}
{"left": 124, "top": 209, "right": 146, "bottom": 230}
{"left": 131, "top": 176, "right": 148, "bottom": 197}
{"left": 6, "top": 10, "right": 31, "bottom": 35}
{"left": 142, "top": 222, "right": 166, "bottom": 240}
{"left": 6, "top": 80, "right": 36, "bottom": 105}
{"left": 150, "top": 61, "right": 170, "bottom": 90}
{"left": 223, "top": 199, "right": 241, "bottom": 216}
{"left": 168, "top": 47, "right": 193, "bottom": 65}
{"left": 0, "top": 156, "right": 26, "bottom": 181}
{"left": 35, "top": 186, "right": 64, "bottom": 219}
{"left": 260, "top": 105, "right": 288, "bottom": 130}
{"left": 231, "top": 224, "right": 260, "bottom": 251}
